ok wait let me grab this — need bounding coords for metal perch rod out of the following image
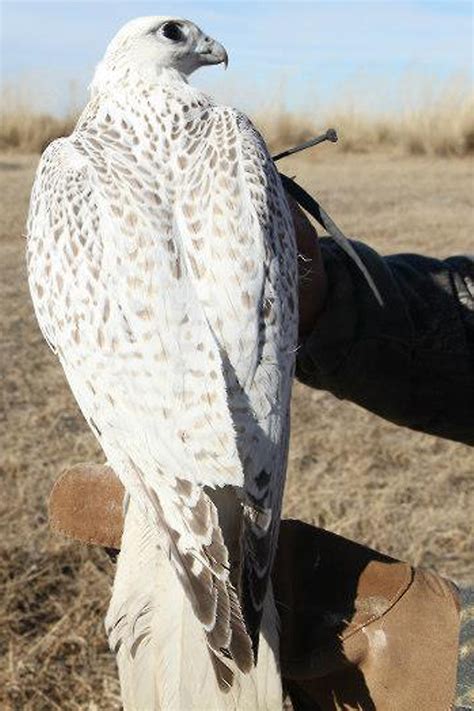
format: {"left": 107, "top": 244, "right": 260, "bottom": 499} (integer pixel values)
{"left": 272, "top": 128, "right": 338, "bottom": 162}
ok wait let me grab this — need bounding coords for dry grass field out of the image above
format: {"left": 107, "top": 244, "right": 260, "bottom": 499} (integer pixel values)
{"left": 2, "top": 79, "right": 473, "bottom": 157}
{"left": 1, "top": 137, "right": 473, "bottom": 708}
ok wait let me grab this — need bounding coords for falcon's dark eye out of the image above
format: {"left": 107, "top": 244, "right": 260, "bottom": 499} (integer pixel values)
{"left": 161, "top": 22, "right": 184, "bottom": 42}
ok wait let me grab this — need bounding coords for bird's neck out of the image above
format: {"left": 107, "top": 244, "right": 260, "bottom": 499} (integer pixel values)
{"left": 81, "top": 65, "right": 208, "bottom": 137}
{"left": 90, "top": 61, "right": 188, "bottom": 98}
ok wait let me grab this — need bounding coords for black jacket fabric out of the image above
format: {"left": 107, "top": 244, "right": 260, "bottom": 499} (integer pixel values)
{"left": 296, "top": 239, "right": 474, "bottom": 446}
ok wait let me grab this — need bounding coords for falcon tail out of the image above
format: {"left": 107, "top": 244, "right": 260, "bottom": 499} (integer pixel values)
{"left": 106, "top": 498, "right": 283, "bottom": 710}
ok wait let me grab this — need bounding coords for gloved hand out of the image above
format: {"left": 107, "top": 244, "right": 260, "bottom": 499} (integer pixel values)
{"left": 49, "top": 463, "right": 461, "bottom": 711}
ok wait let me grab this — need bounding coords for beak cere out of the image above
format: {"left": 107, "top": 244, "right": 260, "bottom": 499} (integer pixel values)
{"left": 198, "top": 36, "right": 229, "bottom": 68}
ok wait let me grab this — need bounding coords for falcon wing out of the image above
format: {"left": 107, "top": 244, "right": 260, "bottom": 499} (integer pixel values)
{"left": 27, "top": 134, "right": 255, "bottom": 677}
{"left": 28, "top": 135, "right": 244, "bottom": 488}
{"left": 174, "top": 106, "right": 298, "bottom": 650}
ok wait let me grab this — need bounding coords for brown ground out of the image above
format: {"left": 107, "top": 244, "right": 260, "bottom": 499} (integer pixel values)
{"left": 1, "top": 151, "right": 473, "bottom": 709}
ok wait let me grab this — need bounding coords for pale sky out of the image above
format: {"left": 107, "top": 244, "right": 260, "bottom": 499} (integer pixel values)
{"left": 1, "top": 1, "right": 472, "bottom": 115}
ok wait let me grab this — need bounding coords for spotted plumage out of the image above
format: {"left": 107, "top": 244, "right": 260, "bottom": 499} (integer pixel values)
{"left": 27, "top": 16, "right": 297, "bottom": 709}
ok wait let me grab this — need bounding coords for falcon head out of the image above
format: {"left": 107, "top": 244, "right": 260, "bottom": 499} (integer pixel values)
{"left": 93, "top": 16, "right": 228, "bottom": 89}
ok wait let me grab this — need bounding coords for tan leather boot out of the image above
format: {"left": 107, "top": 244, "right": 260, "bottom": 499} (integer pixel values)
{"left": 49, "top": 464, "right": 463, "bottom": 710}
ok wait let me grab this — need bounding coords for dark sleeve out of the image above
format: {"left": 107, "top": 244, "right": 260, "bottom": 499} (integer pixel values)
{"left": 296, "top": 238, "right": 474, "bottom": 446}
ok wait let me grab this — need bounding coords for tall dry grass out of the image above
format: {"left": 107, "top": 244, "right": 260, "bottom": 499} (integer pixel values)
{"left": 255, "top": 79, "right": 474, "bottom": 157}
{"left": 0, "top": 85, "right": 76, "bottom": 154}
{"left": 1, "top": 76, "right": 473, "bottom": 156}
{"left": 0, "top": 111, "right": 76, "bottom": 154}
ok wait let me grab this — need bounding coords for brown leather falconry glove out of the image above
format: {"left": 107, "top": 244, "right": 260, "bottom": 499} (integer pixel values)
{"left": 49, "top": 463, "right": 463, "bottom": 711}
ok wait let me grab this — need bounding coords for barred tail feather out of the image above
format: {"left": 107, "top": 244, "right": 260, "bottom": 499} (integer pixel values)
{"left": 106, "top": 499, "right": 282, "bottom": 710}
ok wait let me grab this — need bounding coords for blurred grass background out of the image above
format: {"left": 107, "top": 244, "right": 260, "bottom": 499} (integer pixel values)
{"left": 1, "top": 75, "right": 473, "bottom": 156}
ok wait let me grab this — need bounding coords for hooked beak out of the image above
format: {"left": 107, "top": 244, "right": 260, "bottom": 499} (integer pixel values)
{"left": 196, "top": 35, "right": 229, "bottom": 69}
